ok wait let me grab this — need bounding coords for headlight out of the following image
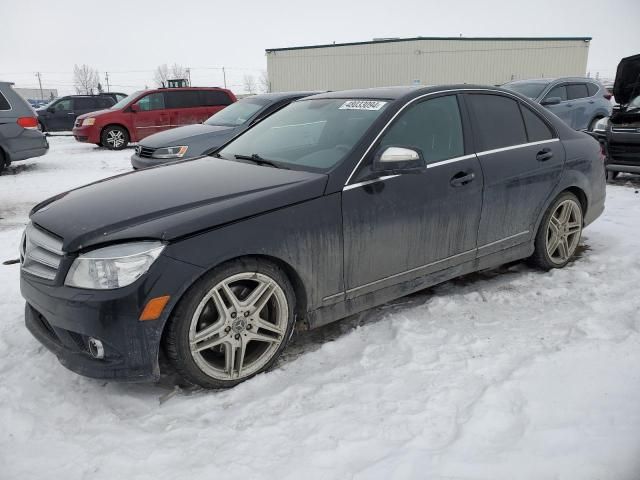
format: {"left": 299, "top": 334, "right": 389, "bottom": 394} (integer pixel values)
{"left": 82, "top": 118, "right": 96, "bottom": 126}
{"left": 151, "top": 146, "right": 189, "bottom": 159}
{"left": 593, "top": 117, "right": 609, "bottom": 132}
{"left": 65, "top": 241, "right": 165, "bottom": 289}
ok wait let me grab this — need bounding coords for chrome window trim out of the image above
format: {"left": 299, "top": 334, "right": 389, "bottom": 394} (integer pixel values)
{"left": 475, "top": 138, "right": 559, "bottom": 157}
{"left": 343, "top": 175, "right": 400, "bottom": 191}
{"left": 344, "top": 87, "right": 559, "bottom": 186}
{"left": 323, "top": 230, "right": 531, "bottom": 301}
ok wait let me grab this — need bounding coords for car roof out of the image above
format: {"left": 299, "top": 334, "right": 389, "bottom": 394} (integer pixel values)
{"left": 304, "top": 84, "right": 519, "bottom": 102}
{"left": 507, "top": 77, "right": 600, "bottom": 84}
{"left": 244, "top": 91, "right": 324, "bottom": 101}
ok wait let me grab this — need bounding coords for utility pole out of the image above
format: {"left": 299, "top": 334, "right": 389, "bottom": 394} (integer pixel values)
{"left": 105, "top": 72, "right": 110, "bottom": 92}
{"left": 35, "top": 72, "right": 43, "bottom": 100}
{"left": 222, "top": 67, "right": 227, "bottom": 89}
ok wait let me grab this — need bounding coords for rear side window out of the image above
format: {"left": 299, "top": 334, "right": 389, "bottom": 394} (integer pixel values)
{"left": 545, "top": 85, "right": 567, "bottom": 101}
{"left": 466, "top": 94, "right": 527, "bottom": 151}
{"left": 0, "top": 92, "right": 10, "bottom": 110}
{"left": 520, "top": 105, "right": 555, "bottom": 142}
{"left": 567, "top": 84, "right": 589, "bottom": 100}
{"left": 165, "top": 91, "right": 201, "bottom": 109}
{"left": 202, "top": 90, "right": 233, "bottom": 106}
{"left": 73, "top": 97, "right": 98, "bottom": 110}
{"left": 379, "top": 95, "right": 464, "bottom": 163}
{"left": 586, "top": 83, "right": 599, "bottom": 96}
{"left": 136, "top": 92, "right": 165, "bottom": 111}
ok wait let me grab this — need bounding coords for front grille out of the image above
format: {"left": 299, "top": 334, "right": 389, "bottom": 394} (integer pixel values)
{"left": 137, "top": 146, "right": 156, "bottom": 158}
{"left": 20, "top": 223, "right": 64, "bottom": 281}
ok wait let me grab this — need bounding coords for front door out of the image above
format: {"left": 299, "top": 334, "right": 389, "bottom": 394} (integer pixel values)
{"left": 131, "top": 92, "right": 171, "bottom": 140}
{"left": 542, "top": 84, "right": 575, "bottom": 128}
{"left": 47, "top": 98, "right": 74, "bottom": 131}
{"left": 465, "top": 93, "right": 565, "bottom": 254}
{"left": 342, "top": 94, "right": 483, "bottom": 298}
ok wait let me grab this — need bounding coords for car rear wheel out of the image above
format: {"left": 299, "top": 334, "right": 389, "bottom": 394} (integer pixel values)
{"left": 101, "top": 126, "right": 129, "bottom": 150}
{"left": 530, "top": 192, "right": 583, "bottom": 270}
{"left": 164, "top": 258, "right": 296, "bottom": 389}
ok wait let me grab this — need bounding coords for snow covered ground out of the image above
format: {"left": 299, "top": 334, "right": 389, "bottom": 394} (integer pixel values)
{"left": 1, "top": 136, "right": 640, "bottom": 480}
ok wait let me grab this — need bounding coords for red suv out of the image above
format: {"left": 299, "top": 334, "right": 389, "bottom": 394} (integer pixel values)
{"left": 72, "top": 87, "right": 236, "bottom": 150}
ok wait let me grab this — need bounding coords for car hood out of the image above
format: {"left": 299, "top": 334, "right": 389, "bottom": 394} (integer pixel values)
{"left": 75, "top": 109, "right": 116, "bottom": 121}
{"left": 140, "top": 123, "right": 236, "bottom": 148}
{"left": 614, "top": 53, "right": 640, "bottom": 105}
{"left": 30, "top": 158, "right": 328, "bottom": 252}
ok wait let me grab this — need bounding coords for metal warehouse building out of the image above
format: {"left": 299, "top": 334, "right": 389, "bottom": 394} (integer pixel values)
{"left": 266, "top": 37, "right": 591, "bottom": 92}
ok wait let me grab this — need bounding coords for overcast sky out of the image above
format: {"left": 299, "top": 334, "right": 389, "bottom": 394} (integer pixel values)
{"left": 2, "top": 0, "right": 638, "bottom": 95}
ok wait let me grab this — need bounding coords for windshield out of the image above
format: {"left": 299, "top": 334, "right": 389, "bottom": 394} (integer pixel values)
{"left": 205, "top": 97, "right": 270, "bottom": 127}
{"left": 218, "top": 98, "right": 389, "bottom": 171}
{"left": 503, "top": 81, "right": 551, "bottom": 99}
{"left": 110, "top": 90, "right": 143, "bottom": 110}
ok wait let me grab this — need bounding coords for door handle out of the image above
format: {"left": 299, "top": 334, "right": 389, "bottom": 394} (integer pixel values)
{"left": 67, "top": 112, "right": 76, "bottom": 115}
{"left": 450, "top": 171, "right": 475, "bottom": 187}
{"left": 536, "top": 148, "right": 553, "bottom": 162}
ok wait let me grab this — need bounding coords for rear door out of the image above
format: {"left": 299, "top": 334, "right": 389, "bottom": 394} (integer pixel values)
{"left": 565, "top": 83, "right": 591, "bottom": 129}
{"left": 465, "top": 93, "right": 564, "bottom": 255}
{"left": 164, "top": 90, "right": 204, "bottom": 127}
{"left": 131, "top": 92, "right": 170, "bottom": 140}
{"left": 542, "top": 84, "right": 574, "bottom": 127}
{"left": 342, "top": 94, "right": 482, "bottom": 298}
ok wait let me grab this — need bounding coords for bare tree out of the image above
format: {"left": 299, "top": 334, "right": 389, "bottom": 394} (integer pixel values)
{"left": 258, "top": 70, "right": 270, "bottom": 93}
{"left": 73, "top": 64, "right": 99, "bottom": 95}
{"left": 243, "top": 74, "right": 257, "bottom": 95}
{"left": 154, "top": 63, "right": 188, "bottom": 87}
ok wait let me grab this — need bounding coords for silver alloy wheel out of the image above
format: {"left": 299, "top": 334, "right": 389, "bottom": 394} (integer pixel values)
{"left": 188, "top": 272, "right": 288, "bottom": 381}
{"left": 546, "top": 199, "right": 582, "bottom": 264}
{"left": 106, "top": 129, "right": 125, "bottom": 148}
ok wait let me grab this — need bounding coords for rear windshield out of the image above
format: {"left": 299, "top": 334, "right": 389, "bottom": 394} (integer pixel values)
{"left": 218, "top": 98, "right": 389, "bottom": 172}
{"left": 503, "top": 81, "right": 551, "bottom": 99}
{"left": 205, "top": 97, "right": 270, "bottom": 127}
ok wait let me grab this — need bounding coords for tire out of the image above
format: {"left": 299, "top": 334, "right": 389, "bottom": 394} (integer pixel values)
{"left": 530, "top": 192, "right": 583, "bottom": 270}
{"left": 164, "top": 258, "right": 296, "bottom": 389}
{"left": 606, "top": 170, "right": 619, "bottom": 182}
{"left": 0, "top": 149, "right": 6, "bottom": 175}
{"left": 101, "top": 125, "right": 129, "bottom": 150}
{"left": 38, "top": 121, "right": 46, "bottom": 133}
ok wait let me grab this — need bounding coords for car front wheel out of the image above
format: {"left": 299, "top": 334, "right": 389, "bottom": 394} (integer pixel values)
{"left": 101, "top": 126, "right": 129, "bottom": 150}
{"left": 164, "top": 258, "right": 296, "bottom": 388}
{"left": 530, "top": 192, "right": 583, "bottom": 270}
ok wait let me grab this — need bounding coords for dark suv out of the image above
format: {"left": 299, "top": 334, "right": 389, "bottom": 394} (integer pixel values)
{"left": 37, "top": 93, "right": 126, "bottom": 132}
{"left": 0, "top": 80, "right": 48, "bottom": 173}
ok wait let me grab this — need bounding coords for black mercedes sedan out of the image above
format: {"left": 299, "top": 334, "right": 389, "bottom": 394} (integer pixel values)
{"left": 130, "top": 91, "right": 319, "bottom": 169}
{"left": 20, "top": 85, "right": 605, "bottom": 388}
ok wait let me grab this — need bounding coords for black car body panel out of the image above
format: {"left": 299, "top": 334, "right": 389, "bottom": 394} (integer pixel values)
{"left": 130, "top": 92, "right": 320, "bottom": 169}
{"left": 21, "top": 84, "right": 605, "bottom": 382}
{"left": 31, "top": 157, "right": 328, "bottom": 252}
{"left": 594, "top": 54, "right": 640, "bottom": 174}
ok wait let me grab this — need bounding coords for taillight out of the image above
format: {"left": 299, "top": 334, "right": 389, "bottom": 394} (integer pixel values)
{"left": 599, "top": 142, "right": 607, "bottom": 162}
{"left": 604, "top": 93, "right": 612, "bottom": 100}
{"left": 17, "top": 116, "right": 39, "bottom": 129}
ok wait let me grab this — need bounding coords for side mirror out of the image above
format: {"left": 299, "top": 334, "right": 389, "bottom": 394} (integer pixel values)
{"left": 372, "top": 146, "right": 426, "bottom": 174}
{"left": 130, "top": 104, "right": 139, "bottom": 113}
{"left": 541, "top": 97, "right": 562, "bottom": 106}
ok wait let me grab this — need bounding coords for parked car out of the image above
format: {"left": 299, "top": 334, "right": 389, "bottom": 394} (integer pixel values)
{"left": 72, "top": 87, "right": 237, "bottom": 150}
{"left": 130, "top": 91, "right": 319, "bottom": 169}
{"left": 503, "top": 77, "right": 612, "bottom": 130}
{"left": 0, "top": 80, "right": 48, "bottom": 174}
{"left": 591, "top": 54, "right": 640, "bottom": 181}
{"left": 36, "top": 93, "right": 126, "bottom": 132}
{"left": 21, "top": 85, "right": 605, "bottom": 388}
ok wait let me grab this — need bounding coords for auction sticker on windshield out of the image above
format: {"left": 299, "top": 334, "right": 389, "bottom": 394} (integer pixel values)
{"left": 339, "top": 100, "right": 387, "bottom": 111}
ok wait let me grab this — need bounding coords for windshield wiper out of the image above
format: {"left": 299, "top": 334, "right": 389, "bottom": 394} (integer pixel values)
{"left": 234, "top": 154, "right": 288, "bottom": 169}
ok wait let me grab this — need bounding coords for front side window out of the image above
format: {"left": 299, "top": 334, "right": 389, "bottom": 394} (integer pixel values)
{"left": 54, "top": 99, "right": 72, "bottom": 111}
{"left": 467, "top": 94, "right": 527, "bottom": 151}
{"left": 110, "top": 90, "right": 142, "bottom": 110}
{"left": 567, "top": 84, "right": 589, "bottom": 100}
{"left": 379, "top": 95, "right": 464, "bottom": 163}
{"left": 136, "top": 92, "right": 165, "bottom": 111}
{"left": 205, "top": 98, "right": 269, "bottom": 127}
{"left": 218, "top": 98, "right": 389, "bottom": 171}
{"left": 73, "top": 97, "right": 97, "bottom": 110}
{"left": 545, "top": 85, "right": 567, "bottom": 102}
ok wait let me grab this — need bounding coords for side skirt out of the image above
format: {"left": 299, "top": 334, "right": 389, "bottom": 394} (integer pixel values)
{"left": 305, "top": 241, "right": 534, "bottom": 330}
